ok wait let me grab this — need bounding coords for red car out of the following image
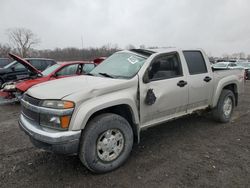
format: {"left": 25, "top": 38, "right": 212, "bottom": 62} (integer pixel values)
{"left": 0, "top": 54, "right": 99, "bottom": 101}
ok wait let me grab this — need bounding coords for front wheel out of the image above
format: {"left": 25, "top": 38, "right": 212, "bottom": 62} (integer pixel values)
{"left": 212, "top": 89, "right": 235, "bottom": 123}
{"left": 79, "top": 113, "right": 134, "bottom": 173}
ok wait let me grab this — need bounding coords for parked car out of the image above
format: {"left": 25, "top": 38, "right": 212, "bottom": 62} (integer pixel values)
{"left": 1, "top": 60, "right": 96, "bottom": 101}
{"left": 212, "top": 62, "right": 243, "bottom": 69}
{"left": 0, "top": 58, "right": 11, "bottom": 68}
{"left": 19, "top": 48, "right": 245, "bottom": 173}
{"left": 236, "top": 62, "right": 250, "bottom": 80}
{"left": 0, "top": 53, "right": 56, "bottom": 87}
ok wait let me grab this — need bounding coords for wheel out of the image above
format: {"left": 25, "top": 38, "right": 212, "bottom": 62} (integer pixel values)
{"left": 212, "top": 89, "right": 235, "bottom": 123}
{"left": 79, "top": 113, "right": 134, "bottom": 173}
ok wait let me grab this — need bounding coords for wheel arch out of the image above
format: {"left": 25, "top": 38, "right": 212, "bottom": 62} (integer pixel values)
{"left": 212, "top": 80, "right": 239, "bottom": 107}
{"left": 71, "top": 100, "right": 140, "bottom": 143}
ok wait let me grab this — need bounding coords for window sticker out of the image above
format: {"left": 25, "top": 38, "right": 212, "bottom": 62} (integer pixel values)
{"left": 127, "top": 56, "right": 139, "bottom": 64}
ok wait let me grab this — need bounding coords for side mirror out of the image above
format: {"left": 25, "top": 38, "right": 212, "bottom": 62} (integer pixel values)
{"left": 143, "top": 71, "right": 150, "bottom": 83}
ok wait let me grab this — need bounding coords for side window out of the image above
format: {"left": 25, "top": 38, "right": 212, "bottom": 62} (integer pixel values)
{"left": 40, "top": 60, "right": 51, "bottom": 70}
{"left": 56, "top": 64, "right": 78, "bottom": 76}
{"left": 83, "top": 64, "right": 95, "bottom": 73}
{"left": 14, "top": 63, "right": 25, "bottom": 70}
{"left": 29, "top": 60, "right": 42, "bottom": 70}
{"left": 183, "top": 51, "right": 207, "bottom": 75}
{"left": 148, "top": 53, "right": 183, "bottom": 81}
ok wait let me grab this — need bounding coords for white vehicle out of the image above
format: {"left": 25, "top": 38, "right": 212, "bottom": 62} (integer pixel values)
{"left": 19, "top": 48, "right": 245, "bottom": 173}
{"left": 212, "top": 62, "right": 243, "bottom": 69}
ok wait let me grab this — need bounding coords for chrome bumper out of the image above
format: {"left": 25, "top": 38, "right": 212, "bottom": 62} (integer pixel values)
{"left": 19, "top": 114, "right": 81, "bottom": 154}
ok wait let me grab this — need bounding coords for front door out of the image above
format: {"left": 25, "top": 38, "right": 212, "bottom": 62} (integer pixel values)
{"left": 139, "top": 52, "right": 189, "bottom": 128}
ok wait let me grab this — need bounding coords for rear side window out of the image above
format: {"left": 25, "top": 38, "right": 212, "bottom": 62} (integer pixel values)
{"left": 183, "top": 51, "right": 207, "bottom": 75}
{"left": 29, "top": 60, "right": 42, "bottom": 70}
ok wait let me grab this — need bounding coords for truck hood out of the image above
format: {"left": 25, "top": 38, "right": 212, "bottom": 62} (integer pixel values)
{"left": 26, "top": 75, "right": 135, "bottom": 100}
{"left": 8, "top": 53, "right": 42, "bottom": 75}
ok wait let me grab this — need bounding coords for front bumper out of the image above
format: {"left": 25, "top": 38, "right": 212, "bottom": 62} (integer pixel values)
{"left": 19, "top": 114, "right": 81, "bottom": 154}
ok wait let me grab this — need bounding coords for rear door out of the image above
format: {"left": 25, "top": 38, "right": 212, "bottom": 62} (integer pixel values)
{"left": 183, "top": 51, "right": 213, "bottom": 112}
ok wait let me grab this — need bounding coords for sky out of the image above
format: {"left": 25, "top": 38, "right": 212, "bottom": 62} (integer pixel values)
{"left": 0, "top": 0, "right": 250, "bottom": 56}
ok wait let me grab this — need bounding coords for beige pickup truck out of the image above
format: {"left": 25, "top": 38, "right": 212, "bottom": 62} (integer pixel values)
{"left": 19, "top": 48, "right": 245, "bottom": 173}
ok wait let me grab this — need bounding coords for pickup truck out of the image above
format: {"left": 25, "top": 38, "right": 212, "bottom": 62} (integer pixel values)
{"left": 19, "top": 48, "right": 245, "bottom": 173}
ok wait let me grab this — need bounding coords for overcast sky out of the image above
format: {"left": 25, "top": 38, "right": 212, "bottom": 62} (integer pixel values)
{"left": 1, "top": 0, "right": 250, "bottom": 56}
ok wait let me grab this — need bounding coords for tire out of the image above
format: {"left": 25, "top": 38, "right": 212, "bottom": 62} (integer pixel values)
{"left": 212, "top": 89, "right": 235, "bottom": 123}
{"left": 79, "top": 113, "right": 134, "bottom": 173}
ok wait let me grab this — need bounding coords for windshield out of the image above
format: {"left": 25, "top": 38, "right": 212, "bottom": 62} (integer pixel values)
{"left": 42, "top": 64, "right": 60, "bottom": 76}
{"left": 4, "top": 61, "right": 16, "bottom": 69}
{"left": 90, "top": 52, "right": 146, "bottom": 79}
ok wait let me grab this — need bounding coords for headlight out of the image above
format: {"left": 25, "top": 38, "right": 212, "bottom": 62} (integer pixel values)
{"left": 40, "top": 114, "right": 71, "bottom": 129}
{"left": 40, "top": 100, "right": 75, "bottom": 129}
{"left": 3, "top": 84, "right": 16, "bottom": 91}
{"left": 41, "top": 100, "right": 74, "bottom": 109}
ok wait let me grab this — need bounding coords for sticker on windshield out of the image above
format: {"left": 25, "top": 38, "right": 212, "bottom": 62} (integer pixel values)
{"left": 127, "top": 56, "right": 139, "bottom": 64}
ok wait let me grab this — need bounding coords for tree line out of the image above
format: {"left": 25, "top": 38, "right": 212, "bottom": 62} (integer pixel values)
{"left": 1, "top": 27, "right": 250, "bottom": 61}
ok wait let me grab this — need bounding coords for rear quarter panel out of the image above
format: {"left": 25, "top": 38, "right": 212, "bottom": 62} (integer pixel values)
{"left": 211, "top": 69, "right": 245, "bottom": 107}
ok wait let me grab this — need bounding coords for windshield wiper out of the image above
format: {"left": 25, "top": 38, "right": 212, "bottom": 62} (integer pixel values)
{"left": 86, "top": 73, "right": 94, "bottom": 76}
{"left": 98, "top": 72, "right": 114, "bottom": 78}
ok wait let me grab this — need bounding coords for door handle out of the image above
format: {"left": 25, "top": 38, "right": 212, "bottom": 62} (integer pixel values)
{"left": 177, "top": 80, "right": 187, "bottom": 87}
{"left": 204, "top": 76, "right": 212, "bottom": 82}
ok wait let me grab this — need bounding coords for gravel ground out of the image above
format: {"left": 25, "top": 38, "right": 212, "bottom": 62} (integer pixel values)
{"left": 0, "top": 82, "right": 249, "bottom": 188}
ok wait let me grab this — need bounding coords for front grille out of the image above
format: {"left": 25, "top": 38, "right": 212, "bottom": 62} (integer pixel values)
{"left": 22, "top": 94, "right": 41, "bottom": 123}
{"left": 23, "top": 94, "right": 41, "bottom": 106}
{"left": 22, "top": 105, "right": 40, "bottom": 122}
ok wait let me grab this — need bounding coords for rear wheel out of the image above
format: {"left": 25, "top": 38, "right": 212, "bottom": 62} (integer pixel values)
{"left": 79, "top": 113, "right": 134, "bottom": 173}
{"left": 212, "top": 89, "right": 235, "bottom": 123}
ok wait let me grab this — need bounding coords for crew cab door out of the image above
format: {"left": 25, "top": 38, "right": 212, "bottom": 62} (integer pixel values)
{"left": 183, "top": 51, "right": 213, "bottom": 112}
{"left": 139, "top": 52, "right": 189, "bottom": 128}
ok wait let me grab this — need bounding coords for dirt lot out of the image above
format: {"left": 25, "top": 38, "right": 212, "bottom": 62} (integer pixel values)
{"left": 0, "top": 83, "right": 249, "bottom": 188}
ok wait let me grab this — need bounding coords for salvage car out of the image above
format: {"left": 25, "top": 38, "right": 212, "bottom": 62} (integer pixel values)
{"left": 0, "top": 53, "right": 56, "bottom": 87}
{"left": 19, "top": 48, "right": 245, "bottom": 173}
{"left": 1, "top": 60, "right": 96, "bottom": 101}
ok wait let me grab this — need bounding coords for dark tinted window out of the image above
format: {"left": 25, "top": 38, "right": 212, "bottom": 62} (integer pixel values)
{"left": 14, "top": 62, "right": 25, "bottom": 70}
{"left": 28, "top": 60, "right": 55, "bottom": 71}
{"left": 183, "top": 51, "right": 207, "bottom": 74}
{"left": 148, "top": 53, "right": 183, "bottom": 81}
{"left": 0, "top": 58, "right": 10, "bottom": 67}
{"left": 29, "top": 60, "right": 42, "bottom": 70}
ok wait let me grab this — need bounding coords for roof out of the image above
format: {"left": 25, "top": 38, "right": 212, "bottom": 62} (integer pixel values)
{"left": 24, "top": 58, "right": 56, "bottom": 61}
{"left": 129, "top": 47, "right": 203, "bottom": 57}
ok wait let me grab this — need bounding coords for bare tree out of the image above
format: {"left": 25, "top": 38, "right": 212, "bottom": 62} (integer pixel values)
{"left": 0, "top": 44, "right": 11, "bottom": 57}
{"left": 7, "top": 28, "right": 40, "bottom": 57}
